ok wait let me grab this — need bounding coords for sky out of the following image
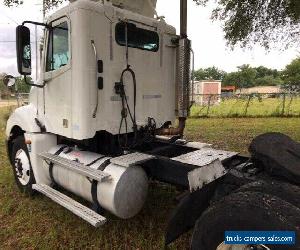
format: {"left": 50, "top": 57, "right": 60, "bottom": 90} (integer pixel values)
{"left": 0, "top": 0, "right": 299, "bottom": 79}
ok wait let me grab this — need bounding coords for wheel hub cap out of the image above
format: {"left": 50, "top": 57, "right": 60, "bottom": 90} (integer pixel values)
{"left": 217, "top": 243, "right": 270, "bottom": 250}
{"left": 14, "top": 149, "right": 30, "bottom": 185}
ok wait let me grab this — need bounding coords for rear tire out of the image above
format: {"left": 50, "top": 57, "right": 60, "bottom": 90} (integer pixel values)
{"left": 236, "top": 179, "right": 300, "bottom": 208}
{"left": 10, "top": 136, "right": 35, "bottom": 195}
{"left": 191, "top": 191, "right": 300, "bottom": 250}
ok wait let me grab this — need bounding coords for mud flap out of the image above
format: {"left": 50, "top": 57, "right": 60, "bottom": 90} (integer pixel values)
{"left": 165, "top": 182, "right": 216, "bottom": 245}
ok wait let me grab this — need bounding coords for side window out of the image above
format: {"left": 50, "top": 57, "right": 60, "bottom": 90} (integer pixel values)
{"left": 46, "top": 21, "right": 69, "bottom": 72}
{"left": 115, "top": 22, "right": 159, "bottom": 52}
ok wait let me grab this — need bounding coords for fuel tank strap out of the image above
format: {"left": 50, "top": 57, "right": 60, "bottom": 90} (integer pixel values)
{"left": 86, "top": 156, "right": 106, "bottom": 167}
{"left": 49, "top": 146, "right": 68, "bottom": 187}
{"left": 91, "top": 159, "right": 111, "bottom": 213}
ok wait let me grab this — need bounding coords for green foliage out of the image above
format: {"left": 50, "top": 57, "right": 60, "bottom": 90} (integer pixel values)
{"left": 5, "top": 0, "right": 300, "bottom": 49}
{"left": 255, "top": 66, "right": 280, "bottom": 79}
{"left": 255, "top": 75, "right": 283, "bottom": 86}
{"left": 194, "top": 66, "right": 226, "bottom": 81}
{"left": 222, "top": 71, "right": 238, "bottom": 87}
{"left": 0, "top": 74, "right": 31, "bottom": 97}
{"left": 237, "top": 64, "right": 257, "bottom": 87}
{"left": 193, "top": 0, "right": 300, "bottom": 49}
{"left": 3, "top": 0, "right": 66, "bottom": 12}
{"left": 0, "top": 79, "right": 5, "bottom": 93}
{"left": 6, "top": 0, "right": 300, "bottom": 49}
{"left": 281, "top": 58, "right": 300, "bottom": 91}
{"left": 222, "top": 64, "right": 257, "bottom": 88}
{"left": 197, "top": 63, "right": 295, "bottom": 88}
{"left": 0, "top": 74, "right": 10, "bottom": 99}
{"left": 16, "top": 77, "right": 31, "bottom": 93}
{"left": 196, "top": 65, "right": 283, "bottom": 88}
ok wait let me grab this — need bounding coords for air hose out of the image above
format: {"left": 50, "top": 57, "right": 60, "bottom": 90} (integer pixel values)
{"left": 117, "top": 65, "right": 138, "bottom": 149}
{"left": 117, "top": 21, "right": 138, "bottom": 149}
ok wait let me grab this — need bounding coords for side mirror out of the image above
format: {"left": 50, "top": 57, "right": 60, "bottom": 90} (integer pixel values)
{"left": 3, "top": 75, "right": 16, "bottom": 87}
{"left": 16, "top": 25, "right": 32, "bottom": 75}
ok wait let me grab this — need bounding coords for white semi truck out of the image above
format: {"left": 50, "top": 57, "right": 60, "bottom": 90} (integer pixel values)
{"left": 5, "top": 0, "right": 300, "bottom": 249}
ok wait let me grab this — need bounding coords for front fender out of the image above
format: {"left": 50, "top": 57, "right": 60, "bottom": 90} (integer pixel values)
{"left": 6, "top": 104, "right": 40, "bottom": 137}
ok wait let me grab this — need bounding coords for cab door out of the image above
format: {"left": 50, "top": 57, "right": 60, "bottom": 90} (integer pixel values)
{"left": 43, "top": 17, "right": 72, "bottom": 138}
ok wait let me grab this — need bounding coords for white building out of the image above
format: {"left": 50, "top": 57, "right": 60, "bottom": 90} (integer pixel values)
{"left": 193, "top": 80, "right": 222, "bottom": 105}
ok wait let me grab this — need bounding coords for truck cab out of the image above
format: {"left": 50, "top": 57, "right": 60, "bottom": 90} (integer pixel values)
{"left": 9, "top": 0, "right": 177, "bottom": 141}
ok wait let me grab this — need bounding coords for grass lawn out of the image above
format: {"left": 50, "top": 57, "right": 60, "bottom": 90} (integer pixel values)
{"left": 190, "top": 97, "right": 300, "bottom": 118}
{"left": 1, "top": 106, "right": 300, "bottom": 249}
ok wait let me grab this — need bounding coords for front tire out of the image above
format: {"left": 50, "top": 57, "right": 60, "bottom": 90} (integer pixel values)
{"left": 10, "top": 136, "right": 35, "bottom": 194}
{"left": 191, "top": 191, "right": 300, "bottom": 250}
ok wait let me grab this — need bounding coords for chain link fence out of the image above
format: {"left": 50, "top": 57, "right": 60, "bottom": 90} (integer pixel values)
{"left": 0, "top": 93, "right": 29, "bottom": 107}
{"left": 1, "top": 92, "right": 300, "bottom": 118}
{"left": 190, "top": 93, "right": 300, "bottom": 118}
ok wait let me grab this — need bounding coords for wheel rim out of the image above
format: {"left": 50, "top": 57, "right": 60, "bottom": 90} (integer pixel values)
{"left": 217, "top": 242, "right": 270, "bottom": 250}
{"left": 14, "top": 149, "right": 31, "bottom": 185}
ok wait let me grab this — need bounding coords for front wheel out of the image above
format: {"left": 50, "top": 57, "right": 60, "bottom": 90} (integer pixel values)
{"left": 10, "top": 136, "right": 35, "bottom": 194}
{"left": 191, "top": 191, "right": 300, "bottom": 250}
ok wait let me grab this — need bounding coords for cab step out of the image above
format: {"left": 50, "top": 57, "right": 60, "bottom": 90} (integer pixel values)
{"left": 39, "top": 152, "right": 111, "bottom": 182}
{"left": 33, "top": 184, "right": 106, "bottom": 227}
{"left": 110, "top": 152, "right": 155, "bottom": 167}
{"left": 172, "top": 148, "right": 238, "bottom": 167}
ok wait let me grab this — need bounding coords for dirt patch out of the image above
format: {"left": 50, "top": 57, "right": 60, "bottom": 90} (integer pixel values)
{"left": 0, "top": 101, "right": 17, "bottom": 107}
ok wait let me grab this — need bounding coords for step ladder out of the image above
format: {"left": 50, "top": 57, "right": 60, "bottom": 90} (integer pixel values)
{"left": 39, "top": 152, "right": 111, "bottom": 182}
{"left": 33, "top": 184, "right": 106, "bottom": 227}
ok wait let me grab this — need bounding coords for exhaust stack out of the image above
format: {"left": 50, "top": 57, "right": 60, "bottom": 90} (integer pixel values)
{"left": 178, "top": 0, "right": 191, "bottom": 118}
{"left": 177, "top": 37, "right": 191, "bottom": 118}
{"left": 157, "top": 0, "right": 191, "bottom": 136}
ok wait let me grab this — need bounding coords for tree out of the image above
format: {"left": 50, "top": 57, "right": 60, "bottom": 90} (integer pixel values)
{"left": 253, "top": 66, "right": 283, "bottom": 86}
{"left": 0, "top": 73, "right": 31, "bottom": 94}
{"left": 236, "top": 64, "right": 257, "bottom": 88}
{"left": 222, "top": 64, "right": 257, "bottom": 88}
{"left": 194, "top": 66, "right": 226, "bottom": 80}
{"left": 7, "top": 0, "right": 300, "bottom": 49}
{"left": 222, "top": 71, "right": 240, "bottom": 87}
{"left": 16, "top": 77, "right": 32, "bottom": 93}
{"left": 281, "top": 58, "right": 300, "bottom": 91}
{"left": 193, "top": 0, "right": 300, "bottom": 49}
{"left": 0, "top": 73, "right": 7, "bottom": 92}
{"left": 4, "top": 0, "right": 65, "bottom": 12}
{"left": 255, "top": 66, "right": 280, "bottom": 79}
{"left": 255, "top": 75, "right": 283, "bottom": 86}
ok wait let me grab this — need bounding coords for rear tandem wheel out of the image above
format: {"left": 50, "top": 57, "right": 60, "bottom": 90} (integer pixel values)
{"left": 190, "top": 191, "right": 300, "bottom": 250}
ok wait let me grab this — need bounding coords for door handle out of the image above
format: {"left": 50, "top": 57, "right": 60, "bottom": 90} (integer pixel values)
{"left": 91, "top": 40, "right": 99, "bottom": 118}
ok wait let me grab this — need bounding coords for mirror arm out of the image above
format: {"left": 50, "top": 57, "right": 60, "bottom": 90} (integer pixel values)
{"left": 22, "top": 21, "right": 50, "bottom": 29}
{"left": 24, "top": 75, "right": 45, "bottom": 88}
